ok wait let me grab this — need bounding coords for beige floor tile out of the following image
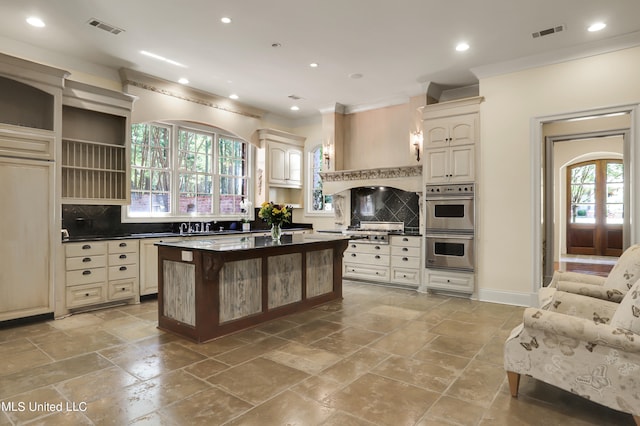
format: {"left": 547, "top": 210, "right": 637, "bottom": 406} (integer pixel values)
{"left": 445, "top": 359, "right": 506, "bottom": 407}
{"left": 342, "top": 312, "right": 409, "bottom": 334}
{"left": 23, "top": 410, "right": 93, "bottom": 426}
{"left": 226, "top": 390, "right": 334, "bottom": 426}
{"left": 373, "top": 355, "right": 459, "bottom": 392}
{"left": 425, "top": 334, "right": 485, "bottom": 358}
{"left": 291, "top": 375, "right": 344, "bottom": 402}
{"left": 214, "top": 335, "right": 289, "bottom": 365}
{"left": 425, "top": 395, "right": 486, "bottom": 426}
{"left": 0, "top": 322, "right": 57, "bottom": 343}
{"left": 128, "top": 411, "right": 175, "bottom": 426}
{"left": 476, "top": 335, "right": 507, "bottom": 365}
{"left": 276, "top": 320, "right": 344, "bottom": 345}
{"left": 430, "top": 319, "right": 499, "bottom": 343}
{"left": 321, "top": 347, "right": 389, "bottom": 384}
{"left": 2, "top": 386, "right": 67, "bottom": 424}
{"left": 370, "top": 328, "right": 437, "bottom": 357}
{"left": 208, "top": 357, "right": 309, "bottom": 405}
{"left": 321, "top": 411, "right": 377, "bottom": 426}
{"left": 367, "top": 304, "right": 424, "bottom": 320}
{"left": 47, "top": 312, "right": 104, "bottom": 331}
{"left": 178, "top": 334, "right": 248, "bottom": 357}
{"left": 263, "top": 341, "right": 342, "bottom": 374}
{"left": 160, "top": 386, "right": 252, "bottom": 425}
{"left": 31, "top": 329, "right": 124, "bottom": 360}
{"left": 183, "top": 358, "right": 230, "bottom": 379}
{"left": 321, "top": 326, "right": 384, "bottom": 346}
{"left": 324, "top": 373, "right": 438, "bottom": 425}
{"left": 57, "top": 365, "right": 140, "bottom": 403}
{"left": 411, "top": 347, "right": 471, "bottom": 372}
{"left": 0, "top": 338, "right": 51, "bottom": 376}
{"left": 309, "top": 334, "right": 363, "bottom": 357}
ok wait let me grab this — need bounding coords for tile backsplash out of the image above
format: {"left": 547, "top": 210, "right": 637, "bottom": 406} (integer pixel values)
{"left": 350, "top": 187, "right": 419, "bottom": 228}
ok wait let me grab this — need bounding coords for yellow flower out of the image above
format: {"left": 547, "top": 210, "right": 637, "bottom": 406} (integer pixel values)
{"left": 261, "top": 201, "right": 270, "bottom": 207}
{"left": 272, "top": 207, "right": 281, "bottom": 215}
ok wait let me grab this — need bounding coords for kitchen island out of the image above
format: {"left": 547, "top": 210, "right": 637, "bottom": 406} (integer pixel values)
{"left": 155, "top": 234, "right": 350, "bottom": 342}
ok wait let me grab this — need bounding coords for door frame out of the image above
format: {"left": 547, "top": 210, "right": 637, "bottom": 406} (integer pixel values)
{"left": 532, "top": 103, "right": 639, "bottom": 295}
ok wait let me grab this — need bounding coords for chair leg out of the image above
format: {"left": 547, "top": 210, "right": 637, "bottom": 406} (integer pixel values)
{"left": 507, "top": 371, "right": 520, "bottom": 397}
{"left": 634, "top": 415, "right": 639, "bottom": 426}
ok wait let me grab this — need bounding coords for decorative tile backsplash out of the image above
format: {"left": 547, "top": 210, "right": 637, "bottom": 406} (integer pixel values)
{"left": 350, "top": 187, "right": 419, "bottom": 228}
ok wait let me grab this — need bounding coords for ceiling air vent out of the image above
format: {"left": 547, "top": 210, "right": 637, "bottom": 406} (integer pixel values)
{"left": 532, "top": 24, "right": 565, "bottom": 39}
{"left": 288, "top": 94, "right": 303, "bottom": 100}
{"left": 87, "top": 18, "right": 124, "bottom": 35}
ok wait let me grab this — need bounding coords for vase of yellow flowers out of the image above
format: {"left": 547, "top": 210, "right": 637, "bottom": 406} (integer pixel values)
{"left": 258, "top": 201, "right": 292, "bottom": 242}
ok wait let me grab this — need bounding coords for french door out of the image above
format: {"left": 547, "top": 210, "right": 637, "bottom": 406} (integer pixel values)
{"left": 566, "top": 159, "right": 623, "bottom": 256}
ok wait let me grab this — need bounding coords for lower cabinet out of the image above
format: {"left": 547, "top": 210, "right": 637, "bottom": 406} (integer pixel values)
{"left": 139, "top": 237, "right": 181, "bottom": 296}
{"left": 343, "top": 235, "right": 422, "bottom": 288}
{"left": 422, "top": 269, "right": 474, "bottom": 294}
{"left": 64, "top": 240, "right": 139, "bottom": 309}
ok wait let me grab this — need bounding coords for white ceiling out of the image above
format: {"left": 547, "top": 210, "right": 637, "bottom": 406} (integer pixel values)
{"left": 1, "top": 0, "right": 640, "bottom": 119}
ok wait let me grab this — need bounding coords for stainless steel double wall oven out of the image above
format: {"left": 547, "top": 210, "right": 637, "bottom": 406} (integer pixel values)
{"left": 424, "top": 183, "right": 475, "bottom": 271}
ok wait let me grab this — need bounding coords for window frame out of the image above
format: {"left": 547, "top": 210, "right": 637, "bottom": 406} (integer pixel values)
{"left": 123, "top": 121, "right": 253, "bottom": 223}
{"left": 306, "top": 143, "right": 334, "bottom": 216}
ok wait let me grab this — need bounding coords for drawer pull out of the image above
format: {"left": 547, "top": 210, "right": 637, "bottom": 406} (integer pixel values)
{"left": 375, "top": 272, "right": 379, "bottom": 275}
{"left": 82, "top": 257, "right": 92, "bottom": 263}
{"left": 119, "top": 266, "right": 127, "bottom": 271}
{"left": 403, "top": 274, "right": 407, "bottom": 278}
{"left": 119, "top": 254, "right": 127, "bottom": 259}
{"left": 121, "top": 287, "right": 127, "bottom": 291}
{"left": 351, "top": 253, "right": 357, "bottom": 257}
{"left": 82, "top": 244, "right": 91, "bottom": 250}
{"left": 82, "top": 270, "right": 91, "bottom": 275}
{"left": 403, "top": 237, "right": 409, "bottom": 242}
{"left": 375, "top": 255, "right": 381, "bottom": 259}
{"left": 351, "top": 244, "right": 356, "bottom": 248}
{"left": 375, "top": 246, "right": 381, "bottom": 250}
{"left": 85, "top": 293, "right": 90, "bottom": 297}
{"left": 402, "top": 257, "right": 409, "bottom": 261}
{"left": 119, "top": 242, "right": 127, "bottom": 247}
{"left": 402, "top": 248, "right": 409, "bottom": 252}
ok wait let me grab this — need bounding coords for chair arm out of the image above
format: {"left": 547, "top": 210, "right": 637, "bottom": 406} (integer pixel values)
{"left": 522, "top": 307, "right": 640, "bottom": 353}
{"left": 556, "top": 281, "right": 626, "bottom": 303}
{"left": 549, "top": 271, "right": 606, "bottom": 288}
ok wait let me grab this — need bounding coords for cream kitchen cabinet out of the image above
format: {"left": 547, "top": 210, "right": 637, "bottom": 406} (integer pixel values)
{"left": 422, "top": 269, "right": 474, "bottom": 294}
{"left": 268, "top": 142, "right": 303, "bottom": 187}
{"left": 421, "top": 96, "right": 483, "bottom": 185}
{"left": 390, "top": 235, "right": 422, "bottom": 287}
{"left": 65, "top": 239, "right": 139, "bottom": 309}
{"left": 423, "top": 144, "right": 475, "bottom": 183}
{"left": 343, "top": 241, "right": 391, "bottom": 283}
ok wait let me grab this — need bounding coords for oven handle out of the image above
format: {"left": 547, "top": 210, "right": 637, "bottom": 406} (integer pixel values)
{"left": 425, "top": 195, "right": 474, "bottom": 201}
{"left": 425, "top": 233, "right": 474, "bottom": 239}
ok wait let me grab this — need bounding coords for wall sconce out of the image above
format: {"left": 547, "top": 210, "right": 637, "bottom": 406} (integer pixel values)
{"left": 412, "top": 131, "right": 423, "bottom": 162}
{"left": 323, "top": 143, "right": 332, "bottom": 169}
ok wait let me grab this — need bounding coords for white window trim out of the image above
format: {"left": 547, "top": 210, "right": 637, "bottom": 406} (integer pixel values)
{"left": 123, "top": 121, "right": 254, "bottom": 223}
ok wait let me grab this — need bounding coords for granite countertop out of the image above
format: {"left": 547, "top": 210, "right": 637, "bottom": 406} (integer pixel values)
{"left": 155, "top": 233, "right": 351, "bottom": 252}
{"left": 63, "top": 227, "right": 313, "bottom": 243}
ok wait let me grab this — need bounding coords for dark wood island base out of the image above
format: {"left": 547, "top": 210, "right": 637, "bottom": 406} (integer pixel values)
{"left": 156, "top": 234, "right": 350, "bottom": 343}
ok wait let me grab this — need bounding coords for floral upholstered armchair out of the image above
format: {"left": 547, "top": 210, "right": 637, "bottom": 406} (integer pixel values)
{"left": 505, "top": 279, "right": 640, "bottom": 425}
{"left": 538, "top": 244, "right": 640, "bottom": 309}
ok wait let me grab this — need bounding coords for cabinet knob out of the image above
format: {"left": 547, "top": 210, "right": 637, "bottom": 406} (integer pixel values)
{"left": 85, "top": 293, "right": 90, "bottom": 297}
{"left": 121, "top": 287, "right": 126, "bottom": 291}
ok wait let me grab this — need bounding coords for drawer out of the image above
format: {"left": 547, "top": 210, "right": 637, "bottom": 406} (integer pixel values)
{"left": 343, "top": 262, "right": 389, "bottom": 282}
{"left": 108, "top": 252, "right": 139, "bottom": 266}
{"left": 391, "top": 267, "right": 420, "bottom": 286}
{"left": 108, "top": 264, "right": 137, "bottom": 280}
{"left": 66, "top": 282, "right": 106, "bottom": 308}
{"left": 345, "top": 242, "right": 390, "bottom": 255}
{"left": 66, "top": 255, "right": 106, "bottom": 271}
{"left": 108, "top": 240, "right": 138, "bottom": 254}
{"left": 391, "top": 255, "right": 420, "bottom": 269}
{"left": 427, "top": 271, "right": 474, "bottom": 293}
{"left": 66, "top": 267, "right": 107, "bottom": 286}
{"left": 344, "top": 252, "right": 389, "bottom": 265}
{"left": 108, "top": 279, "right": 137, "bottom": 300}
{"left": 390, "top": 236, "right": 421, "bottom": 248}
{"left": 391, "top": 245, "right": 421, "bottom": 257}
{"left": 65, "top": 242, "right": 107, "bottom": 257}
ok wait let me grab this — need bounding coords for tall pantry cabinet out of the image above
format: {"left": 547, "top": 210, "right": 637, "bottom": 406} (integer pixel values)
{"left": 0, "top": 54, "right": 68, "bottom": 321}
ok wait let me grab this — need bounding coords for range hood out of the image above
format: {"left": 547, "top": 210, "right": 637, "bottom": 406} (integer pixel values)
{"left": 320, "top": 165, "right": 422, "bottom": 195}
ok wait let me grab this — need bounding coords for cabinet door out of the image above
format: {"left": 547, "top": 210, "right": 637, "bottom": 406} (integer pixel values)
{"left": 0, "top": 157, "right": 54, "bottom": 320}
{"left": 268, "top": 144, "right": 287, "bottom": 184}
{"left": 423, "top": 148, "right": 450, "bottom": 184}
{"left": 423, "top": 123, "right": 449, "bottom": 149}
{"left": 449, "top": 114, "right": 476, "bottom": 146}
{"left": 449, "top": 145, "right": 475, "bottom": 182}
{"left": 286, "top": 148, "right": 302, "bottom": 186}
{"left": 139, "top": 239, "right": 160, "bottom": 296}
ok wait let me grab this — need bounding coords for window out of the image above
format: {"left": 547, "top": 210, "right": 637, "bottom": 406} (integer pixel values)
{"left": 568, "top": 159, "right": 623, "bottom": 224}
{"left": 127, "top": 122, "right": 251, "bottom": 221}
{"left": 308, "top": 145, "right": 333, "bottom": 214}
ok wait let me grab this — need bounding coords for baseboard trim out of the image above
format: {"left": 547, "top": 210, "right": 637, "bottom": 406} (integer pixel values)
{"left": 476, "top": 288, "right": 537, "bottom": 307}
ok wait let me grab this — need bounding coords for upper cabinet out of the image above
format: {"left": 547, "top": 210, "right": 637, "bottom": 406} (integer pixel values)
{"left": 421, "top": 96, "right": 483, "bottom": 184}
{"left": 256, "top": 128, "right": 306, "bottom": 208}
{"left": 61, "top": 81, "right": 135, "bottom": 205}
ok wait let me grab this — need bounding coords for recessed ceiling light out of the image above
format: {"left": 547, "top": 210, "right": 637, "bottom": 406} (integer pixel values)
{"left": 178, "top": 78, "right": 189, "bottom": 85}
{"left": 26, "top": 16, "right": 45, "bottom": 28}
{"left": 588, "top": 22, "right": 606, "bottom": 32}
{"left": 290, "top": 106, "right": 300, "bottom": 111}
{"left": 229, "top": 94, "right": 239, "bottom": 100}
{"left": 220, "top": 17, "right": 232, "bottom": 24}
{"left": 140, "top": 50, "right": 187, "bottom": 68}
{"left": 456, "top": 42, "right": 470, "bottom": 52}
{"left": 309, "top": 63, "right": 319, "bottom": 68}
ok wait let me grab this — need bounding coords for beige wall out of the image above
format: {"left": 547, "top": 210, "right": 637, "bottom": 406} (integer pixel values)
{"left": 478, "top": 46, "right": 640, "bottom": 303}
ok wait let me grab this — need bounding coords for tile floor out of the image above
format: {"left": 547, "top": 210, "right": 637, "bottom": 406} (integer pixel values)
{"left": 0, "top": 281, "right": 635, "bottom": 426}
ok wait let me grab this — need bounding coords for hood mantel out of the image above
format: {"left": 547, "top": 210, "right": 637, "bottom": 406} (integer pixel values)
{"left": 320, "top": 165, "right": 422, "bottom": 195}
